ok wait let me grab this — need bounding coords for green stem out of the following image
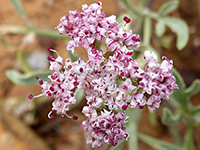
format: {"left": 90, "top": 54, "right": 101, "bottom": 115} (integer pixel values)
{"left": 141, "top": 0, "right": 147, "bottom": 8}
{"left": 0, "top": 25, "right": 70, "bottom": 39}
{"left": 183, "top": 126, "right": 195, "bottom": 150}
{"left": 122, "top": 0, "right": 142, "bottom": 17}
{"left": 143, "top": 16, "right": 151, "bottom": 47}
{"left": 169, "top": 126, "right": 183, "bottom": 146}
{"left": 127, "top": 109, "right": 142, "bottom": 150}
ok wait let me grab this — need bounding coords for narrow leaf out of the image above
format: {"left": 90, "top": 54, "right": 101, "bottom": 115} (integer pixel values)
{"left": 0, "top": 25, "right": 70, "bottom": 39}
{"left": 68, "top": 51, "right": 79, "bottom": 62}
{"left": 69, "top": 89, "right": 85, "bottom": 110}
{"left": 9, "top": 0, "right": 27, "bottom": 18}
{"left": 183, "top": 127, "right": 195, "bottom": 150}
{"left": 75, "top": 89, "right": 85, "bottom": 102}
{"left": 170, "top": 69, "right": 188, "bottom": 107}
{"left": 9, "top": 0, "right": 32, "bottom": 26}
{"left": 162, "top": 108, "right": 183, "bottom": 125}
{"left": 159, "top": 0, "right": 179, "bottom": 16}
{"left": 162, "top": 17, "right": 189, "bottom": 50}
{"left": 155, "top": 20, "right": 166, "bottom": 37}
{"left": 5, "top": 69, "right": 50, "bottom": 85}
{"left": 126, "top": 109, "right": 142, "bottom": 150}
{"left": 190, "top": 106, "right": 200, "bottom": 115}
{"left": 109, "top": 140, "right": 125, "bottom": 150}
{"left": 185, "top": 79, "right": 200, "bottom": 97}
{"left": 138, "top": 132, "right": 181, "bottom": 150}
{"left": 172, "top": 68, "right": 186, "bottom": 90}
{"left": 17, "top": 50, "right": 33, "bottom": 73}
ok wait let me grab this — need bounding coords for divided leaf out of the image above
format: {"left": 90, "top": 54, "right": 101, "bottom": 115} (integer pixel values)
{"left": 138, "top": 132, "right": 181, "bottom": 150}
{"left": 9, "top": 0, "right": 27, "bottom": 19}
{"left": 5, "top": 69, "right": 50, "bottom": 85}
{"left": 185, "top": 79, "right": 200, "bottom": 97}
{"left": 155, "top": 20, "right": 166, "bottom": 37}
{"left": 183, "top": 127, "right": 195, "bottom": 150}
{"left": 68, "top": 51, "right": 79, "bottom": 62}
{"left": 69, "top": 89, "right": 85, "bottom": 110}
{"left": 159, "top": 0, "right": 179, "bottom": 16}
{"left": 162, "top": 108, "right": 183, "bottom": 125}
{"left": 162, "top": 17, "right": 189, "bottom": 50}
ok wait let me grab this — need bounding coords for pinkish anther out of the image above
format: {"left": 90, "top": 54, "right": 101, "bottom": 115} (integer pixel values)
{"left": 47, "top": 47, "right": 51, "bottom": 52}
{"left": 28, "top": 94, "right": 33, "bottom": 99}
{"left": 123, "top": 16, "right": 131, "bottom": 24}
{"left": 39, "top": 80, "right": 43, "bottom": 85}
{"left": 51, "top": 115, "right": 56, "bottom": 120}
{"left": 72, "top": 115, "right": 78, "bottom": 120}
{"left": 47, "top": 56, "right": 55, "bottom": 62}
{"left": 79, "top": 67, "right": 84, "bottom": 72}
{"left": 50, "top": 87, "right": 54, "bottom": 91}
{"left": 91, "top": 49, "right": 97, "bottom": 54}
{"left": 122, "top": 105, "right": 128, "bottom": 110}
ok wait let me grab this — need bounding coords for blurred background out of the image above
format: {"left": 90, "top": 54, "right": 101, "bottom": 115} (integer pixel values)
{"left": 0, "top": 0, "right": 200, "bottom": 150}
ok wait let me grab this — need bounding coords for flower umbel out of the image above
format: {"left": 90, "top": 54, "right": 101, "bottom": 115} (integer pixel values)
{"left": 29, "top": 2, "right": 178, "bottom": 148}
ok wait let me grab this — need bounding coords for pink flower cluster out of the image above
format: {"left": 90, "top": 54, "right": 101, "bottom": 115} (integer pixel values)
{"left": 29, "top": 2, "right": 178, "bottom": 148}
{"left": 81, "top": 107, "right": 129, "bottom": 148}
{"left": 57, "top": 2, "right": 140, "bottom": 53}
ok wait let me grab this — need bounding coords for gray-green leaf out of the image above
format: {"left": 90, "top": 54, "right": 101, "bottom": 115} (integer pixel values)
{"left": 138, "top": 132, "right": 181, "bottom": 150}
{"left": 68, "top": 51, "right": 79, "bottom": 62}
{"left": 162, "top": 108, "right": 183, "bottom": 125}
{"left": 183, "top": 127, "right": 195, "bottom": 150}
{"left": 155, "top": 20, "right": 166, "bottom": 37}
{"left": 190, "top": 106, "right": 200, "bottom": 115}
{"left": 162, "top": 17, "right": 189, "bottom": 50}
{"left": 6, "top": 69, "right": 50, "bottom": 85}
{"left": 9, "top": 0, "right": 32, "bottom": 26}
{"left": 159, "top": 0, "right": 179, "bottom": 16}
{"left": 69, "top": 89, "right": 85, "bottom": 110}
{"left": 185, "top": 79, "right": 200, "bottom": 97}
